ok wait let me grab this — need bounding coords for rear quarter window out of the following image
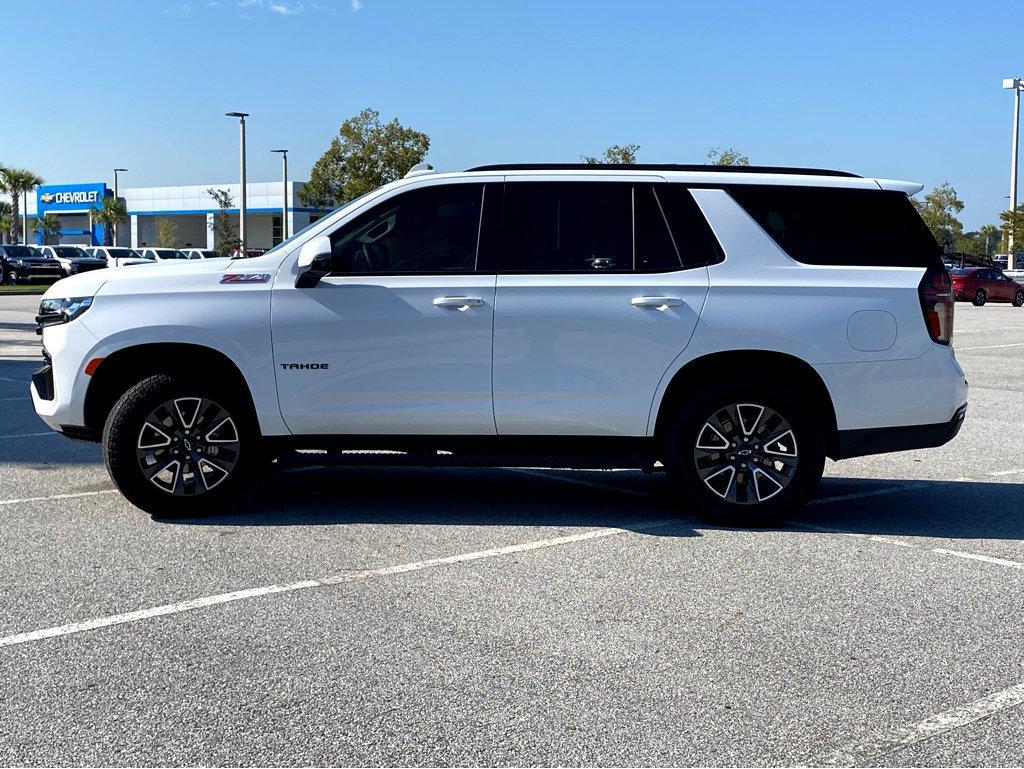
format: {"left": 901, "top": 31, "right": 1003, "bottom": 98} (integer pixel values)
{"left": 728, "top": 185, "right": 942, "bottom": 268}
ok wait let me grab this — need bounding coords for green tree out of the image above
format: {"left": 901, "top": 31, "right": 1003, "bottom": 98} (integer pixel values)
{"left": 90, "top": 195, "right": 128, "bottom": 246}
{"left": 300, "top": 108, "right": 430, "bottom": 208}
{"left": 156, "top": 218, "right": 178, "bottom": 248}
{"left": 0, "top": 201, "right": 11, "bottom": 244}
{"left": 206, "top": 188, "right": 239, "bottom": 256}
{"left": 911, "top": 182, "right": 964, "bottom": 251}
{"left": 33, "top": 213, "right": 61, "bottom": 245}
{"left": 707, "top": 147, "right": 749, "bottom": 166}
{"left": 999, "top": 204, "right": 1024, "bottom": 254}
{"left": 581, "top": 144, "right": 640, "bottom": 164}
{"left": 953, "top": 233, "right": 981, "bottom": 256}
{"left": 977, "top": 224, "right": 1001, "bottom": 256}
{"left": 0, "top": 166, "right": 44, "bottom": 243}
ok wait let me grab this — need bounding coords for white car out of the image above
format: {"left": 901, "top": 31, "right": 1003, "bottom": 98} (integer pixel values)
{"left": 180, "top": 248, "right": 223, "bottom": 260}
{"left": 85, "top": 246, "right": 152, "bottom": 268}
{"left": 31, "top": 163, "right": 968, "bottom": 520}
{"left": 35, "top": 245, "right": 108, "bottom": 278}
{"left": 136, "top": 248, "right": 190, "bottom": 262}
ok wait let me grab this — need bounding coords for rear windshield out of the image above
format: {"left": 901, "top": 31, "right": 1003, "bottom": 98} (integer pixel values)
{"left": 728, "top": 186, "right": 942, "bottom": 268}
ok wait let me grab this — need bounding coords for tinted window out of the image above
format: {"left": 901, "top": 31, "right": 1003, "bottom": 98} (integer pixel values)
{"left": 53, "top": 246, "right": 88, "bottom": 258}
{"left": 729, "top": 186, "right": 941, "bottom": 268}
{"left": 634, "top": 186, "right": 681, "bottom": 272}
{"left": 657, "top": 185, "right": 724, "bottom": 268}
{"left": 500, "top": 182, "right": 632, "bottom": 272}
{"left": 2, "top": 246, "right": 36, "bottom": 259}
{"left": 329, "top": 184, "right": 483, "bottom": 274}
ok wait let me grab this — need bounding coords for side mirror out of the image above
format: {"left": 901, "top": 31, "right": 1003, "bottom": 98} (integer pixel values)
{"left": 295, "top": 235, "right": 332, "bottom": 288}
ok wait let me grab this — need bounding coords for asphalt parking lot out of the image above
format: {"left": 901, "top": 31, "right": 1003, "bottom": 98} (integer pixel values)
{"left": 0, "top": 293, "right": 1022, "bottom": 767}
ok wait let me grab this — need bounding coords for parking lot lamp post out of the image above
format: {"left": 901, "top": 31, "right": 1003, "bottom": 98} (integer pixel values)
{"left": 1004, "top": 78, "right": 1023, "bottom": 270}
{"left": 113, "top": 168, "right": 127, "bottom": 244}
{"left": 226, "top": 112, "right": 249, "bottom": 253}
{"left": 271, "top": 149, "right": 288, "bottom": 241}
{"left": 22, "top": 190, "right": 28, "bottom": 244}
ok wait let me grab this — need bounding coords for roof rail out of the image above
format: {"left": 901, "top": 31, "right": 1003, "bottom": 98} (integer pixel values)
{"left": 404, "top": 162, "right": 436, "bottom": 179}
{"left": 464, "top": 163, "right": 860, "bottom": 178}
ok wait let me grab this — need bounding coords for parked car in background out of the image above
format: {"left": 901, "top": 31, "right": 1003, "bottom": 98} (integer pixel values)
{"left": 85, "top": 247, "right": 152, "bottom": 268}
{"left": 992, "top": 254, "right": 1009, "bottom": 269}
{"left": 229, "top": 248, "right": 267, "bottom": 259}
{"left": 0, "top": 244, "right": 63, "bottom": 285}
{"left": 136, "top": 248, "right": 190, "bottom": 262}
{"left": 180, "top": 248, "right": 223, "bottom": 260}
{"left": 951, "top": 267, "right": 1024, "bottom": 306}
{"left": 36, "top": 245, "right": 108, "bottom": 278}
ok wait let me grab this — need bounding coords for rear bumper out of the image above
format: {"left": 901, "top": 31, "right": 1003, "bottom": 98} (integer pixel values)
{"left": 834, "top": 403, "right": 967, "bottom": 460}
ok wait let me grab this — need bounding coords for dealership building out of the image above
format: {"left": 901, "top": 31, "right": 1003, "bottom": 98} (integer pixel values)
{"left": 7, "top": 180, "right": 329, "bottom": 249}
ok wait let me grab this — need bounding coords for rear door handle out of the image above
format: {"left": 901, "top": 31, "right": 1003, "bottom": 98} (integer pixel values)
{"left": 631, "top": 296, "right": 684, "bottom": 309}
{"left": 433, "top": 296, "right": 485, "bottom": 309}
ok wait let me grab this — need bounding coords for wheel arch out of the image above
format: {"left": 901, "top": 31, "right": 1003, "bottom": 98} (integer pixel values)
{"left": 651, "top": 350, "right": 840, "bottom": 458}
{"left": 83, "top": 342, "right": 260, "bottom": 440}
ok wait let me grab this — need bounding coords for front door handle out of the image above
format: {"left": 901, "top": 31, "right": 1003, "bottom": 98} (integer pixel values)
{"left": 433, "top": 296, "right": 485, "bottom": 309}
{"left": 631, "top": 296, "right": 684, "bottom": 309}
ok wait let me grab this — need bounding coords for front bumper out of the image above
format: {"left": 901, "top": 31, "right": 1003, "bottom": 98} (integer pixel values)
{"left": 834, "top": 403, "right": 967, "bottom": 460}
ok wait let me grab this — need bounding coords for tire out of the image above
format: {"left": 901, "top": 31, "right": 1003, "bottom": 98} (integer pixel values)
{"left": 972, "top": 289, "right": 987, "bottom": 306}
{"left": 1014, "top": 290, "right": 1024, "bottom": 307}
{"left": 102, "top": 374, "right": 257, "bottom": 517}
{"left": 663, "top": 383, "right": 825, "bottom": 526}
{"left": 3, "top": 270, "right": 16, "bottom": 286}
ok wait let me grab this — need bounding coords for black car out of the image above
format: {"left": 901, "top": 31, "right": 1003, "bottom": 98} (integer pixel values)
{"left": 0, "top": 244, "right": 64, "bottom": 285}
{"left": 37, "top": 245, "right": 108, "bottom": 278}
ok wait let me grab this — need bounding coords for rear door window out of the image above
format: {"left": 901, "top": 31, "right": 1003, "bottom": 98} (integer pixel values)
{"left": 728, "top": 185, "right": 942, "bottom": 268}
{"left": 499, "top": 182, "right": 632, "bottom": 273}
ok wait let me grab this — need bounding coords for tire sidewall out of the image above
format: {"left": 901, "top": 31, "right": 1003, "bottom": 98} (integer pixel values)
{"left": 973, "top": 289, "right": 986, "bottom": 306}
{"left": 102, "top": 374, "right": 256, "bottom": 517}
{"left": 664, "top": 384, "right": 825, "bottom": 525}
{"left": 1015, "top": 290, "right": 1024, "bottom": 307}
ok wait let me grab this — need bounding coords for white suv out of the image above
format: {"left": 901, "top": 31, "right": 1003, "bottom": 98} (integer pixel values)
{"left": 31, "top": 164, "right": 968, "bottom": 521}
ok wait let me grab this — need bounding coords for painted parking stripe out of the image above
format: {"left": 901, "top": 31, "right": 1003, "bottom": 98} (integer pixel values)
{"left": 825, "top": 682, "right": 1024, "bottom": 765}
{"left": 0, "top": 489, "right": 118, "bottom": 507}
{"left": 0, "top": 431, "right": 58, "bottom": 439}
{"left": 932, "top": 548, "right": 1024, "bottom": 570}
{"left": 956, "top": 342, "right": 1024, "bottom": 351}
{"left": 0, "top": 519, "right": 676, "bottom": 649}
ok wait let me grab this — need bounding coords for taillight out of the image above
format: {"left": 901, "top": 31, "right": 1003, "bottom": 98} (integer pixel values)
{"left": 919, "top": 266, "right": 954, "bottom": 344}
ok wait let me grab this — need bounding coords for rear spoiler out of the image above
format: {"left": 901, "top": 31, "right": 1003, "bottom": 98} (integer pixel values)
{"left": 874, "top": 178, "right": 925, "bottom": 195}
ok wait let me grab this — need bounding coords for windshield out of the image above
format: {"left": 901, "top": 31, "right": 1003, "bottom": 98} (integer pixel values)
{"left": 108, "top": 248, "right": 143, "bottom": 259}
{"left": 155, "top": 249, "right": 188, "bottom": 259}
{"left": 53, "top": 246, "right": 88, "bottom": 259}
{"left": 3, "top": 246, "right": 36, "bottom": 259}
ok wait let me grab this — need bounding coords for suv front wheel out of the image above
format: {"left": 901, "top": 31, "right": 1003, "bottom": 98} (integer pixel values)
{"left": 103, "top": 374, "right": 255, "bottom": 517}
{"left": 664, "top": 384, "right": 825, "bottom": 525}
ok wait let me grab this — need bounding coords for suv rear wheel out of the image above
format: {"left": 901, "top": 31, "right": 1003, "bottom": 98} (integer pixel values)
{"left": 102, "top": 374, "right": 256, "bottom": 517}
{"left": 664, "top": 384, "right": 825, "bottom": 525}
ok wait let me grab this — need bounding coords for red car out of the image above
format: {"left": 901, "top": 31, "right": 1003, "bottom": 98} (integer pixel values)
{"left": 950, "top": 267, "right": 1024, "bottom": 307}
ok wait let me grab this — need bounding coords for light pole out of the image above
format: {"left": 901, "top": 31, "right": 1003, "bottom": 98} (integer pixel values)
{"left": 1003, "top": 78, "right": 1023, "bottom": 270}
{"left": 271, "top": 149, "right": 288, "bottom": 241}
{"left": 226, "top": 112, "right": 249, "bottom": 253}
{"left": 22, "top": 190, "right": 28, "bottom": 244}
{"left": 113, "top": 168, "right": 127, "bottom": 244}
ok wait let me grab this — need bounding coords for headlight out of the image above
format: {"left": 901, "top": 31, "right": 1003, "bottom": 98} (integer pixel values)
{"left": 36, "top": 296, "right": 94, "bottom": 329}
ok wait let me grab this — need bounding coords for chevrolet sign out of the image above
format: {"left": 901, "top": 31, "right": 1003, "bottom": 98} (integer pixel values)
{"left": 37, "top": 183, "right": 109, "bottom": 213}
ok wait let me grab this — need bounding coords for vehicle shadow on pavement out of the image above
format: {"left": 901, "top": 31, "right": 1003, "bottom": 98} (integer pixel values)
{"left": 167, "top": 466, "right": 1024, "bottom": 544}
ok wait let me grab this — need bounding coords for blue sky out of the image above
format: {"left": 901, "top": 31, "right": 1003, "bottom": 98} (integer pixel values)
{"left": 2, "top": 0, "right": 1020, "bottom": 229}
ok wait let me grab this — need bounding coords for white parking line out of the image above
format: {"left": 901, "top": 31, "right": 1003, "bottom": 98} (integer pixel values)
{"left": 0, "top": 397, "right": 29, "bottom": 402}
{"left": 0, "top": 489, "right": 118, "bottom": 507}
{"left": 987, "top": 468, "right": 1024, "bottom": 477}
{"left": 932, "top": 548, "right": 1024, "bottom": 570}
{"left": 0, "top": 376, "right": 26, "bottom": 383}
{"left": 0, "top": 519, "right": 676, "bottom": 649}
{"left": 0, "top": 431, "right": 58, "bottom": 439}
{"left": 805, "top": 483, "right": 925, "bottom": 506}
{"left": 825, "top": 682, "right": 1024, "bottom": 765}
{"left": 956, "top": 342, "right": 1024, "bottom": 351}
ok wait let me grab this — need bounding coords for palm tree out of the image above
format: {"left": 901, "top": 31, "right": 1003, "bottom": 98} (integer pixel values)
{"left": 0, "top": 166, "right": 44, "bottom": 244}
{"left": 0, "top": 201, "right": 11, "bottom": 244}
{"left": 90, "top": 195, "right": 128, "bottom": 246}
{"left": 34, "top": 213, "right": 61, "bottom": 245}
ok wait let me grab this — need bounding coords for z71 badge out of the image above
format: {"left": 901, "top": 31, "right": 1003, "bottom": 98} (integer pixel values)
{"left": 221, "top": 273, "right": 272, "bottom": 284}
